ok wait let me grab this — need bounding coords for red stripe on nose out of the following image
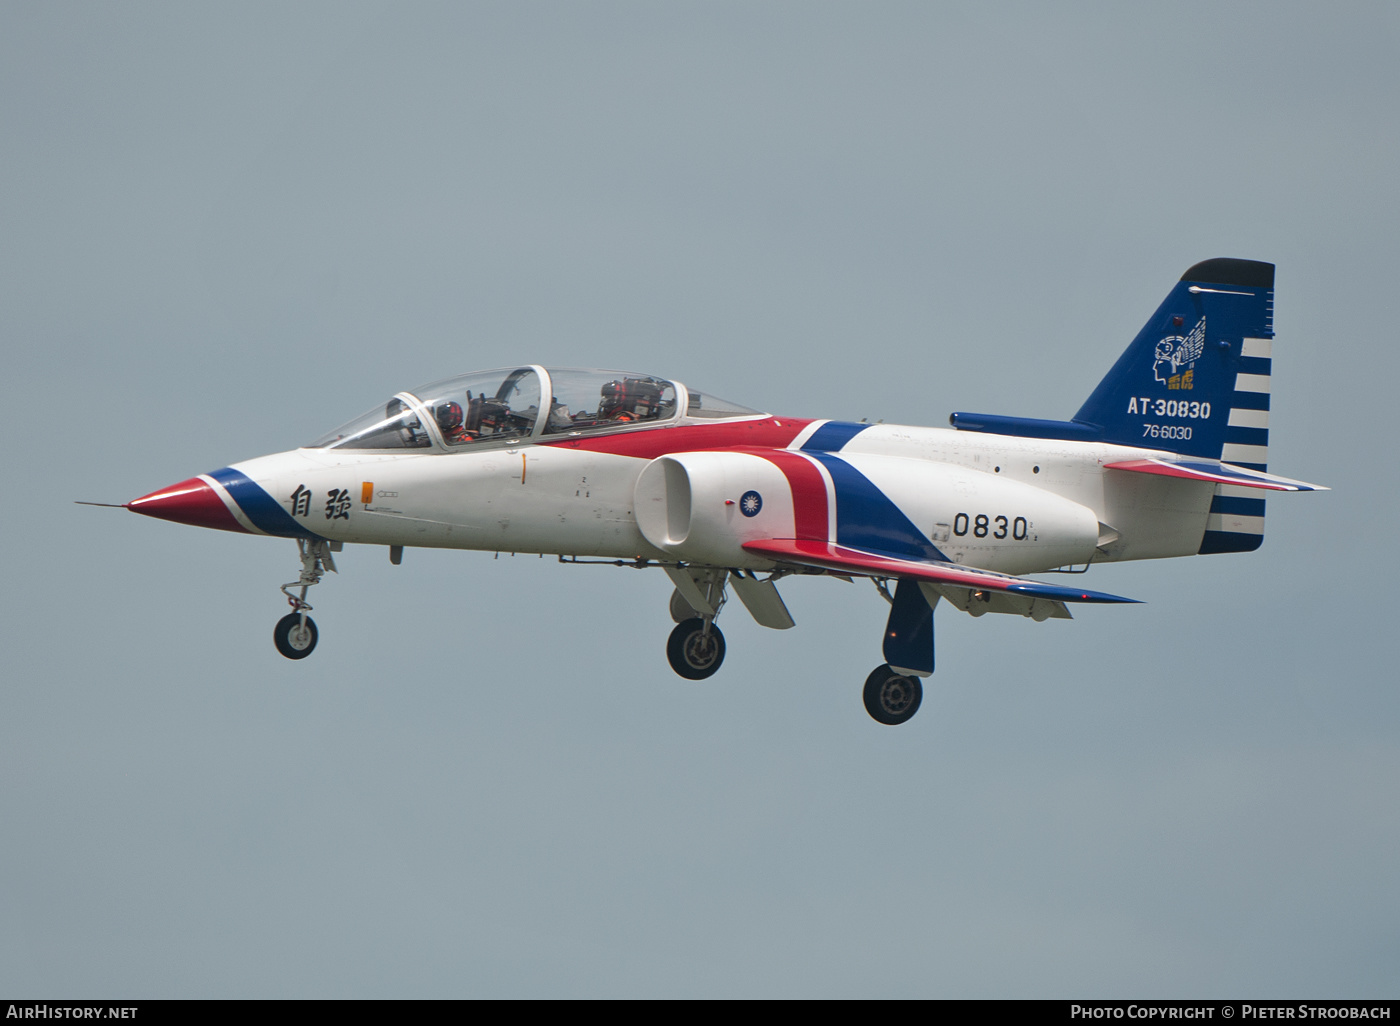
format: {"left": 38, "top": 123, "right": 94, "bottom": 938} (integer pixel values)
{"left": 127, "top": 477, "right": 247, "bottom": 533}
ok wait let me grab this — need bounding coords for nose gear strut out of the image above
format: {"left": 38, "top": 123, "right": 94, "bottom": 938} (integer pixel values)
{"left": 274, "top": 538, "right": 336, "bottom": 659}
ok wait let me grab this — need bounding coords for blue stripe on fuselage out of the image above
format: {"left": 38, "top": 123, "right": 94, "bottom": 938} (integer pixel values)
{"left": 801, "top": 421, "right": 870, "bottom": 452}
{"left": 207, "top": 467, "right": 324, "bottom": 539}
{"left": 806, "top": 453, "right": 947, "bottom": 562}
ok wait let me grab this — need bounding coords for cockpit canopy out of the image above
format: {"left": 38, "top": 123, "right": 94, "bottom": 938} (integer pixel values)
{"left": 309, "top": 367, "right": 763, "bottom": 451}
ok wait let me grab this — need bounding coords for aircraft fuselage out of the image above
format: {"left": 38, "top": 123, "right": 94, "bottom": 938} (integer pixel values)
{"left": 202, "top": 418, "right": 1214, "bottom": 573}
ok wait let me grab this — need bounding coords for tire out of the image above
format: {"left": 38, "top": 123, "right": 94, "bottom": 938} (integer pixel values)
{"left": 863, "top": 664, "right": 922, "bottom": 725}
{"left": 666, "top": 618, "right": 726, "bottom": 680}
{"left": 274, "top": 612, "right": 318, "bottom": 660}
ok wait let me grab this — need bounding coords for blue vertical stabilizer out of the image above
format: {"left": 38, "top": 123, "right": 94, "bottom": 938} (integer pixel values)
{"left": 1071, "top": 258, "right": 1273, "bottom": 462}
{"left": 950, "top": 258, "right": 1274, "bottom": 464}
{"left": 950, "top": 258, "right": 1278, "bottom": 557}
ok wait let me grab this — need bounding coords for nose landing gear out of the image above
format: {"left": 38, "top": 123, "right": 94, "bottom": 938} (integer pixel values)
{"left": 274, "top": 612, "right": 319, "bottom": 659}
{"left": 275, "top": 538, "right": 336, "bottom": 660}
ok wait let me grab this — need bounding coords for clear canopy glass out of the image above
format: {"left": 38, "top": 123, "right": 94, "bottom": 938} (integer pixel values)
{"left": 308, "top": 396, "right": 433, "bottom": 450}
{"left": 308, "top": 367, "right": 761, "bottom": 450}
{"left": 684, "top": 389, "right": 762, "bottom": 419}
{"left": 412, "top": 367, "right": 543, "bottom": 446}
{"left": 541, "top": 369, "right": 677, "bottom": 434}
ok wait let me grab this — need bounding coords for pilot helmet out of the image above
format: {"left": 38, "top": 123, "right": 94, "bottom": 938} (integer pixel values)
{"left": 599, "top": 380, "right": 628, "bottom": 418}
{"left": 435, "top": 400, "right": 464, "bottom": 433}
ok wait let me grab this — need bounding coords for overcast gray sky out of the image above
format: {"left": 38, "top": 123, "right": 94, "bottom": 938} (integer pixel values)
{"left": 3, "top": 1, "right": 1397, "bottom": 998}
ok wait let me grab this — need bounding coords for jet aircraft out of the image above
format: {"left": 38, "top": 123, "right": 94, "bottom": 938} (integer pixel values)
{"left": 118, "top": 259, "right": 1324, "bottom": 724}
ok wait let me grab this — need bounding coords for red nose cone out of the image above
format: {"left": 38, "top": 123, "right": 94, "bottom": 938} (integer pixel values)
{"left": 127, "top": 477, "right": 245, "bottom": 533}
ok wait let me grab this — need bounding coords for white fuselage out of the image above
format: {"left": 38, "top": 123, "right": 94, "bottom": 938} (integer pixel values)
{"left": 223, "top": 419, "right": 1216, "bottom": 574}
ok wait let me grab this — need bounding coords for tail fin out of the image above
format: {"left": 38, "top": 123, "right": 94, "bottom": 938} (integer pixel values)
{"left": 1072, "top": 258, "right": 1273, "bottom": 467}
{"left": 948, "top": 258, "right": 1277, "bottom": 554}
{"left": 951, "top": 259, "right": 1274, "bottom": 461}
{"left": 1077, "top": 258, "right": 1274, "bottom": 555}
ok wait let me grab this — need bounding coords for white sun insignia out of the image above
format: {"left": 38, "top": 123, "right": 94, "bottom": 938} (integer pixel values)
{"left": 739, "top": 490, "right": 763, "bottom": 517}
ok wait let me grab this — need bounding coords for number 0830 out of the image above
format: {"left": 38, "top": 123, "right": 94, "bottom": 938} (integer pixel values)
{"left": 952, "top": 513, "right": 1027, "bottom": 541}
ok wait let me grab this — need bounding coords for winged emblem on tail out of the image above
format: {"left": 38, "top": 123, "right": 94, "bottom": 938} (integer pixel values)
{"left": 1153, "top": 316, "right": 1206, "bottom": 388}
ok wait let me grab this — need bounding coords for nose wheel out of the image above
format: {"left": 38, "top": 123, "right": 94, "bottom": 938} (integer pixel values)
{"left": 274, "top": 612, "right": 319, "bottom": 659}
{"left": 863, "top": 664, "right": 923, "bottom": 725}
{"left": 667, "top": 617, "right": 727, "bottom": 679}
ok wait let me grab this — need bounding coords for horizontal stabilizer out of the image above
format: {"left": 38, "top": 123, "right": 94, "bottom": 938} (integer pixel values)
{"left": 741, "top": 539, "right": 1138, "bottom": 604}
{"left": 1105, "top": 457, "right": 1327, "bottom": 492}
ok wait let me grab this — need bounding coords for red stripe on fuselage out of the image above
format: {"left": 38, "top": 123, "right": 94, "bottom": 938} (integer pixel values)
{"left": 746, "top": 449, "right": 829, "bottom": 542}
{"left": 536, "top": 417, "right": 829, "bottom": 542}
{"left": 537, "top": 418, "right": 811, "bottom": 460}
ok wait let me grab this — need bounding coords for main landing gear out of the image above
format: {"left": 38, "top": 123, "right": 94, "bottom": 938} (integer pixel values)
{"left": 863, "top": 665, "right": 922, "bottom": 725}
{"left": 861, "top": 578, "right": 938, "bottom": 726}
{"left": 664, "top": 568, "right": 728, "bottom": 680}
{"left": 274, "top": 538, "right": 336, "bottom": 660}
{"left": 655, "top": 568, "right": 937, "bottom": 725}
{"left": 667, "top": 618, "right": 726, "bottom": 679}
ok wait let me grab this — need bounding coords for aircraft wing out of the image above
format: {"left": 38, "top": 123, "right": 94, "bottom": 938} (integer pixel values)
{"left": 740, "top": 538, "right": 1139, "bottom": 604}
{"left": 1104, "top": 457, "right": 1327, "bottom": 491}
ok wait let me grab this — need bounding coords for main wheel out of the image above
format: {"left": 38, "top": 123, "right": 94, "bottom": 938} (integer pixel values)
{"left": 666, "top": 618, "right": 726, "bottom": 680}
{"left": 863, "top": 664, "right": 922, "bottom": 725}
{"left": 274, "top": 612, "right": 319, "bottom": 660}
